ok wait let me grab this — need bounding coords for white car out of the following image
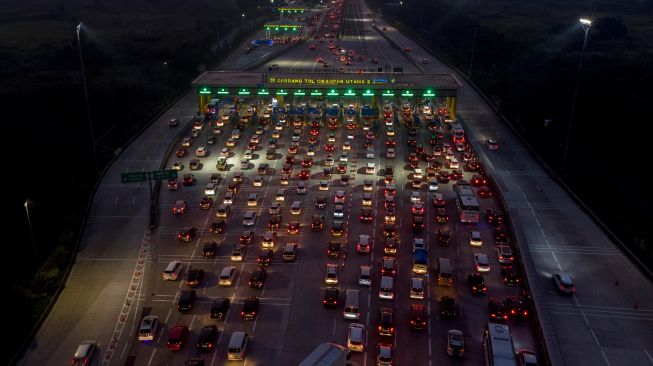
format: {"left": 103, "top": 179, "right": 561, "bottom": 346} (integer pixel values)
{"left": 334, "top": 204, "right": 344, "bottom": 218}
{"left": 138, "top": 316, "right": 159, "bottom": 341}
{"left": 269, "top": 202, "right": 281, "bottom": 215}
{"left": 410, "top": 191, "right": 421, "bottom": 203}
{"left": 325, "top": 264, "right": 339, "bottom": 284}
{"left": 428, "top": 179, "right": 439, "bottom": 191}
{"left": 386, "top": 148, "right": 395, "bottom": 158}
{"left": 343, "top": 141, "right": 351, "bottom": 150}
{"left": 196, "top": 147, "right": 208, "bottom": 157}
{"left": 386, "top": 126, "right": 395, "bottom": 136}
{"left": 319, "top": 180, "right": 329, "bottom": 191}
{"left": 448, "top": 158, "right": 460, "bottom": 169}
{"left": 325, "top": 155, "right": 335, "bottom": 166}
{"left": 253, "top": 176, "right": 263, "bottom": 187}
{"left": 244, "top": 149, "right": 253, "bottom": 160}
{"left": 240, "top": 159, "right": 250, "bottom": 169}
{"left": 205, "top": 183, "right": 217, "bottom": 195}
{"left": 487, "top": 139, "right": 499, "bottom": 150}
{"left": 339, "top": 153, "right": 349, "bottom": 162}
{"left": 412, "top": 238, "right": 426, "bottom": 252}
{"left": 347, "top": 132, "right": 355, "bottom": 140}
{"left": 327, "top": 133, "right": 336, "bottom": 143}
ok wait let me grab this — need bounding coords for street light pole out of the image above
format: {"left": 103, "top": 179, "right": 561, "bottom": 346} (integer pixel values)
{"left": 76, "top": 23, "right": 98, "bottom": 173}
{"left": 562, "top": 18, "right": 591, "bottom": 174}
{"left": 24, "top": 200, "right": 39, "bottom": 269}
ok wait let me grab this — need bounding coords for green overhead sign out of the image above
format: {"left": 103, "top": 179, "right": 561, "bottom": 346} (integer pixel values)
{"left": 152, "top": 170, "right": 178, "bottom": 181}
{"left": 121, "top": 172, "right": 147, "bottom": 183}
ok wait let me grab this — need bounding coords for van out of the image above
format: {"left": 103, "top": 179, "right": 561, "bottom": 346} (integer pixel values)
{"left": 243, "top": 211, "right": 257, "bottom": 226}
{"left": 366, "top": 147, "right": 375, "bottom": 159}
{"left": 218, "top": 266, "right": 236, "bottom": 286}
{"left": 379, "top": 276, "right": 394, "bottom": 300}
{"left": 227, "top": 332, "right": 249, "bottom": 361}
{"left": 437, "top": 258, "right": 453, "bottom": 286}
{"left": 283, "top": 243, "right": 298, "bottom": 261}
{"left": 162, "top": 261, "right": 183, "bottom": 281}
{"left": 344, "top": 289, "right": 360, "bottom": 320}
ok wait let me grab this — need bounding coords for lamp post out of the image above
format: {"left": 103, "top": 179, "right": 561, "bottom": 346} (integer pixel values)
{"left": 562, "top": 18, "right": 591, "bottom": 174}
{"left": 76, "top": 22, "right": 98, "bottom": 173}
{"left": 24, "top": 200, "right": 39, "bottom": 268}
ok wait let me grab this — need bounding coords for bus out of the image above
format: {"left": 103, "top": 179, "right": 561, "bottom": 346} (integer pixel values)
{"left": 454, "top": 180, "right": 480, "bottom": 223}
{"left": 483, "top": 323, "right": 517, "bottom": 366}
{"left": 452, "top": 124, "right": 465, "bottom": 144}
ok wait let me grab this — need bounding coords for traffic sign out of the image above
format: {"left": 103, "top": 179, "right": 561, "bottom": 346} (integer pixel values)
{"left": 121, "top": 172, "right": 147, "bottom": 183}
{"left": 152, "top": 170, "right": 178, "bottom": 181}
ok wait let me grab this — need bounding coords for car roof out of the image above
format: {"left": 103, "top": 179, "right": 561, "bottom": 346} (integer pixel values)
{"left": 74, "top": 341, "right": 96, "bottom": 358}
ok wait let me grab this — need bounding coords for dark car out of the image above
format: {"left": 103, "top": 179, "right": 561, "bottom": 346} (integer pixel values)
{"left": 196, "top": 325, "right": 218, "bottom": 352}
{"left": 210, "top": 297, "right": 230, "bottom": 320}
{"left": 327, "top": 241, "right": 342, "bottom": 258}
{"left": 440, "top": 296, "right": 458, "bottom": 319}
{"left": 249, "top": 267, "right": 267, "bottom": 289}
{"left": 311, "top": 214, "right": 325, "bottom": 231}
{"left": 437, "top": 171, "right": 450, "bottom": 183}
{"left": 209, "top": 173, "right": 221, "bottom": 184}
{"left": 241, "top": 296, "right": 260, "bottom": 320}
{"left": 502, "top": 266, "right": 523, "bottom": 286}
{"left": 488, "top": 298, "right": 509, "bottom": 321}
{"left": 287, "top": 221, "right": 301, "bottom": 235}
{"left": 323, "top": 168, "right": 332, "bottom": 179}
{"left": 468, "top": 273, "right": 488, "bottom": 295}
{"left": 185, "top": 269, "right": 204, "bottom": 288}
{"left": 202, "top": 241, "right": 218, "bottom": 258}
{"left": 176, "top": 148, "right": 188, "bottom": 158}
{"left": 177, "top": 227, "right": 197, "bottom": 242}
{"left": 378, "top": 308, "right": 395, "bottom": 336}
{"left": 360, "top": 208, "right": 374, "bottom": 223}
{"left": 409, "top": 303, "right": 427, "bottom": 330}
{"left": 383, "top": 224, "right": 396, "bottom": 239}
{"left": 412, "top": 215, "right": 425, "bottom": 232}
{"left": 331, "top": 221, "right": 345, "bottom": 236}
{"left": 199, "top": 196, "right": 214, "bottom": 210}
{"left": 177, "top": 290, "right": 197, "bottom": 313}
{"left": 380, "top": 257, "right": 397, "bottom": 277}
{"left": 257, "top": 249, "right": 274, "bottom": 267}
{"left": 209, "top": 220, "right": 225, "bottom": 234}
{"left": 316, "top": 195, "right": 327, "bottom": 209}
{"left": 323, "top": 286, "right": 339, "bottom": 307}
{"left": 182, "top": 173, "right": 195, "bottom": 186}
{"left": 478, "top": 186, "right": 492, "bottom": 198}
{"left": 437, "top": 229, "right": 451, "bottom": 246}
{"left": 240, "top": 230, "right": 255, "bottom": 245}
{"left": 486, "top": 208, "right": 503, "bottom": 225}
{"left": 506, "top": 296, "right": 531, "bottom": 319}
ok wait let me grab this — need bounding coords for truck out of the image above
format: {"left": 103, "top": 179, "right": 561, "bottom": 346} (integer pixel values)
{"left": 412, "top": 248, "right": 428, "bottom": 274}
{"left": 299, "top": 343, "right": 350, "bottom": 366}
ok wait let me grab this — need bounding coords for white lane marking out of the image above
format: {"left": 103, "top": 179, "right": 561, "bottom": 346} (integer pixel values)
{"left": 601, "top": 350, "right": 612, "bottom": 366}
{"left": 163, "top": 308, "right": 172, "bottom": 328}
{"left": 428, "top": 339, "right": 432, "bottom": 356}
{"left": 333, "top": 318, "right": 337, "bottom": 336}
{"left": 119, "top": 341, "right": 129, "bottom": 359}
{"left": 146, "top": 348, "right": 157, "bottom": 366}
{"left": 189, "top": 314, "right": 197, "bottom": 331}
{"left": 590, "top": 328, "right": 601, "bottom": 346}
{"left": 210, "top": 340, "right": 219, "bottom": 366}
{"left": 643, "top": 349, "right": 653, "bottom": 364}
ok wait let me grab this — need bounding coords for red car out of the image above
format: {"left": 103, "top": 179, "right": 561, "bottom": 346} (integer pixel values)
{"left": 302, "top": 158, "right": 313, "bottom": 168}
{"left": 298, "top": 169, "right": 311, "bottom": 180}
{"left": 478, "top": 186, "right": 492, "bottom": 198}
{"left": 325, "top": 143, "right": 335, "bottom": 152}
{"left": 167, "top": 324, "right": 189, "bottom": 351}
{"left": 471, "top": 175, "right": 488, "bottom": 186}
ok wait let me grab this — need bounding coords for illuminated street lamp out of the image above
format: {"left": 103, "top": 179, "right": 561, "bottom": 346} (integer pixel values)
{"left": 24, "top": 199, "right": 39, "bottom": 268}
{"left": 562, "top": 18, "right": 592, "bottom": 173}
{"left": 76, "top": 23, "right": 98, "bottom": 173}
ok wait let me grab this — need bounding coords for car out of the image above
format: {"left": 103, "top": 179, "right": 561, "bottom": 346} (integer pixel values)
{"left": 412, "top": 202, "right": 425, "bottom": 215}
{"left": 167, "top": 179, "right": 179, "bottom": 191}
{"left": 239, "top": 159, "right": 250, "bottom": 169}
{"left": 468, "top": 272, "right": 488, "bottom": 294}
{"left": 497, "top": 245, "right": 514, "bottom": 264}
{"left": 409, "top": 303, "right": 427, "bottom": 330}
{"left": 432, "top": 193, "right": 446, "bottom": 207}
{"left": 181, "top": 137, "right": 191, "bottom": 147}
{"left": 249, "top": 267, "right": 267, "bottom": 288}
{"left": 412, "top": 238, "right": 426, "bottom": 252}
{"left": 216, "top": 157, "right": 227, "bottom": 170}
{"left": 180, "top": 173, "right": 195, "bottom": 186}
{"left": 138, "top": 316, "right": 159, "bottom": 341}
{"left": 168, "top": 118, "right": 179, "bottom": 127}
{"left": 347, "top": 323, "right": 366, "bottom": 352}
{"left": 437, "top": 170, "right": 450, "bottom": 183}
{"left": 167, "top": 324, "right": 190, "bottom": 351}
{"left": 311, "top": 214, "right": 325, "bottom": 231}
{"left": 506, "top": 296, "right": 531, "bottom": 319}
{"left": 447, "top": 329, "right": 465, "bottom": 357}
{"left": 553, "top": 273, "right": 576, "bottom": 294}
{"left": 378, "top": 308, "right": 395, "bottom": 336}
{"left": 486, "top": 208, "right": 503, "bottom": 225}
{"left": 176, "top": 148, "right": 188, "bottom": 158}
{"left": 288, "top": 221, "right": 301, "bottom": 234}
{"left": 203, "top": 241, "right": 218, "bottom": 257}
{"left": 380, "top": 257, "right": 398, "bottom": 277}
{"left": 323, "top": 286, "right": 339, "bottom": 307}
{"left": 478, "top": 186, "right": 492, "bottom": 198}
{"left": 231, "top": 244, "right": 247, "bottom": 261}
{"left": 339, "top": 152, "right": 349, "bottom": 162}
{"left": 268, "top": 215, "right": 282, "bottom": 231}
{"left": 469, "top": 231, "right": 483, "bottom": 246}
{"left": 383, "top": 223, "right": 396, "bottom": 239}
{"left": 337, "top": 163, "right": 347, "bottom": 174}
{"left": 241, "top": 296, "right": 260, "bottom": 320}
{"left": 435, "top": 207, "right": 449, "bottom": 223}
{"left": 325, "top": 263, "right": 339, "bottom": 284}
{"left": 516, "top": 349, "right": 539, "bottom": 366}
{"left": 412, "top": 215, "right": 425, "bottom": 232}
{"left": 209, "top": 297, "right": 230, "bottom": 320}
{"left": 177, "top": 227, "right": 197, "bottom": 242}
{"left": 257, "top": 249, "right": 274, "bottom": 267}
{"left": 474, "top": 253, "right": 490, "bottom": 272}
{"left": 488, "top": 298, "right": 509, "bottom": 321}
{"left": 357, "top": 234, "right": 371, "bottom": 253}
{"left": 502, "top": 266, "right": 523, "bottom": 286}
{"left": 374, "top": 343, "right": 393, "bottom": 366}
{"left": 199, "top": 196, "right": 214, "bottom": 210}
{"left": 333, "top": 204, "right": 345, "bottom": 218}
{"left": 298, "top": 169, "right": 311, "bottom": 180}
{"left": 440, "top": 296, "right": 458, "bottom": 319}
{"left": 404, "top": 46, "right": 412, "bottom": 52}
{"left": 325, "top": 155, "right": 335, "bottom": 166}
{"left": 437, "top": 229, "right": 451, "bottom": 246}
{"left": 196, "top": 325, "right": 218, "bottom": 353}
{"left": 172, "top": 200, "right": 187, "bottom": 215}
{"left": 410, "top": 191, "right": 421, "bottom": 203}
{"left": 487, "top": 138, "right": 500, "bottom": 150}
{"left": 302, "top": 157, "right": 313, "bottom": 168}
{"left": 226, "top": 138, "right": 236, "bottom": 147}
{"left": 239, "top": 230, "right": 254, "bottom": 245}
{"left": 185, "top": 268, "right": 204, "bottom": 288}
{"left": 196, "top": 147, "right": 208, "bottom": 157}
